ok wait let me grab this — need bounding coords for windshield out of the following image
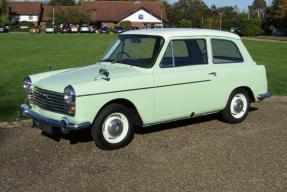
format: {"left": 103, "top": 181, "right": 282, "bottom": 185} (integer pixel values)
{"left": 100, "top": 35, "right": 164, "bottom": 68}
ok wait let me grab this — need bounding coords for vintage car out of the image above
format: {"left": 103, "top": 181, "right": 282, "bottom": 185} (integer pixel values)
{"left": 21, "top": 29, "right": 271, "bottom": 150}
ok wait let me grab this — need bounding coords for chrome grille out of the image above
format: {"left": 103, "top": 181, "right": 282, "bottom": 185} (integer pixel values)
{"left": 31, "top": 87, "right": 67, "bottom": 115}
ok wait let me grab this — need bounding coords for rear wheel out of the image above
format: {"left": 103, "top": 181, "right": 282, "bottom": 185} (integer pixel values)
{"left": 91, "top": 104, "right": 134, "bottom": 150}
{"left": 221, "top": 89, "right": 250, "bottom": 124}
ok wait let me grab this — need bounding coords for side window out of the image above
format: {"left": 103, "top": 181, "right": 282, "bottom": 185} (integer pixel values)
{"left": 160, "top": 39, "right": 208, "bottom": 68}
{"left": 211, "top": 39, "right": 244, "bottom": 64}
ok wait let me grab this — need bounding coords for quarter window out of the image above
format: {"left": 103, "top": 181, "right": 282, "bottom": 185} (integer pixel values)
{"left": 211, "top": 39, "right": 243, "bottom": 64}
{"left": 160, "top": 39, "right": 208, "bottom": 68}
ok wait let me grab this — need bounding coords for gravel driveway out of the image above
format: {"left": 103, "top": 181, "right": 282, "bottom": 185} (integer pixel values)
{"left": 1, "top": 100, "right": 287, "bottom": 192}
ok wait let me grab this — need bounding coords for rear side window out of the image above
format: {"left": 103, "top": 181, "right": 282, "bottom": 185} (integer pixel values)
{"left": 211, "top": 39, "right": 243, "bottom": 64}
{"left": 161, "top": 39, "right": 208, "bottom": 68}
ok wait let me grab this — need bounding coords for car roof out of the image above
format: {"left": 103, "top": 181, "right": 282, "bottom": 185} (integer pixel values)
{"left": 123, "top": 28, "right": 240, "bottom": 39}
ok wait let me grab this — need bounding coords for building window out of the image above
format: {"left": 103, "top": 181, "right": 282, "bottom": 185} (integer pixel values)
{"left": 138, "top": 14, "right": 144, "bottom": 20}
{"left": 29, "top": 15, "right": 33, "bottom": 20}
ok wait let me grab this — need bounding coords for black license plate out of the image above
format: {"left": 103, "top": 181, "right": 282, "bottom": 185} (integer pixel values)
{"left": 34, "top": 120, "right": 53, "bottom": 135}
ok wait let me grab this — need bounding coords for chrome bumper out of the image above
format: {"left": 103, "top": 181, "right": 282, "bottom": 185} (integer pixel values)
{"left": 257, "top": 92, "right": 272, "bottom": 101}
{"left": 20, "top": 104, "right": 91, "bottom": 130}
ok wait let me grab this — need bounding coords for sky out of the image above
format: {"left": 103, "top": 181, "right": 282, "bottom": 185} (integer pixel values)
{"left": 168, "top": 0, "right": 273, "bottom": 11}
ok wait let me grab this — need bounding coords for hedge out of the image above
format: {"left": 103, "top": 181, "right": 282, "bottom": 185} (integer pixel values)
{"left": 241, "top": 19, "right": 262, "bottom": 36}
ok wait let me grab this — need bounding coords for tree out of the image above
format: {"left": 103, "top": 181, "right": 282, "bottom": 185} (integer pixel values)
{"left": 209, "top": 6, "right": 242, "bottom": 30}
{"left": 0, "top": 0, "right": 9, "bottom": 24}
{"left": 47, "top": 7, "right": 89, "bottom": 25}
{"left": 270, "top": 0, "right": 287, "bottom": 29}
{"left": 202, "top": 18, "right": 212, "bottom": 28}
{"left": 178, "top": 18, "right": 192, "bottom": 27}
{"left": 169, "top": 0, "right": 209, "bottom": 27}
{"left": 249, "top": 0, "right": 267, "bottom": 19}
{"left": 87, "top": 8, "right": 97, "bottom": 27}
{"left": 48, "top": 0, "right": 75, "bottom": 6}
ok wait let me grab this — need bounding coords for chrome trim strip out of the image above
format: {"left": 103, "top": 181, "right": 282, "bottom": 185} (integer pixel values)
{"left": 257, "top": 92, "right": 272, "bottom": 101}
{"left": 20, "top": 104, "right": 91, "bottom": 130}
{"left": 77, "top": 80, "right": 211, "bottom": 97}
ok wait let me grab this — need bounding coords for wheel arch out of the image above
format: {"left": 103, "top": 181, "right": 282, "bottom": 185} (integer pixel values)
{"left": 231, "top": 86, "right": 255, "bottom": 102}
{"left": 94, "top": 98, "right": 143, "bottom": 126}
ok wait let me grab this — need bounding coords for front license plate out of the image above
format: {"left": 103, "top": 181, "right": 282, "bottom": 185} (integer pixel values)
{"left": 34, "top": 120, "right": 53, "bottom": 135}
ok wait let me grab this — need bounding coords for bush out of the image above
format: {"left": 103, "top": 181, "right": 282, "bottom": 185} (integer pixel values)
{"left": 222, "top": 19, "right": 241, "bottom": 30}
{"left": 241, "top": 19, "right": 262, "bottom": 36}
{"left": 19, "top": 21, "right": 34, "bottom": 27}
{"left": 109, "top": 23, "right": 116, "bottom": 32}
{"left": 119, "top": 21, "right": 132, "bottom": 31}
{"left": 202, "top": 18, "right": 212, "bottom": 29}
{"left": 178, "top": 19, "right": 192, "bottom": 28}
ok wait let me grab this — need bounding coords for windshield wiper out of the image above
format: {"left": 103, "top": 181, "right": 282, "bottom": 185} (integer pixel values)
{"left": 98, "top": 59, "right": 111, "bottom": 63}
{"left": 111, "top": 59, "right": 123, "bottom": 64}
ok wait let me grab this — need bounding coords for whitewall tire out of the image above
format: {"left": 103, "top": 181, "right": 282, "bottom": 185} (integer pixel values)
{"left": 221, "top": 89, "right": 250, "bottom": 124}
{"left": 91, "top": 104, "right": 134, "bottom": 150}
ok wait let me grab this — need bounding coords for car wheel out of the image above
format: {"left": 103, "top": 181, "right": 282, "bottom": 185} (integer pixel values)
{"left": 220, "top": 89, "right": 250, "bottom": 124}
{"left": 91, "top": 104, "right": 134, "bottom": 150}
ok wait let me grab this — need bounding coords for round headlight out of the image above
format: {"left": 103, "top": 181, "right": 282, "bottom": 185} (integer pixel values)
{"left": 23, "top": 76, "right": 32, "bottom": 93}
{"left": 64, "top": 85, "right": 75, "bottom": 104}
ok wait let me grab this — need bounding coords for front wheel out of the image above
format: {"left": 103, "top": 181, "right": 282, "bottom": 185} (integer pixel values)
{"left": 91, "top": 104, "right": 134, "bottom": 150}
{"left": 220, "top": 89, "right": 250, "bottom": 124}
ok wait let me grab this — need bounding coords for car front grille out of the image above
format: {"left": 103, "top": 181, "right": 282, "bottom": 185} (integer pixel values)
{"left": 31, "top": 87, "right": 67, "bottom": 115}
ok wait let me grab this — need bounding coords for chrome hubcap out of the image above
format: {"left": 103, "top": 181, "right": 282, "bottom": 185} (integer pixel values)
{"left": 233, "top": 99, "right": 244, "bottom": 113}
{"left": 230, "top": 93, "right": 248, "bottom": 119}
{"left": 107, "top": 119, "right": 123, "bottom": 138}
{"left": 102, "top": 113, "right": 129, "bottom": 144}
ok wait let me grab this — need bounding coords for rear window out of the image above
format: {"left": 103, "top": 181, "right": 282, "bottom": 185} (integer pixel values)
{"left": 211, "top": 39, "right": 243, "bottom": 64}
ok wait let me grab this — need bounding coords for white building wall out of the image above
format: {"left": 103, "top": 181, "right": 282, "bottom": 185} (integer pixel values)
{"left": 121, "top": 9, "right": 162, "bottom": 23}
{"left": 11, "top": 15, "right": 39, "bottom": 22}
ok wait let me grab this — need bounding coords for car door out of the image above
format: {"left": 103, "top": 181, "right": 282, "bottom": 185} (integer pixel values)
{"left": 154, "top": 37, "right": 220, "bottom": 122}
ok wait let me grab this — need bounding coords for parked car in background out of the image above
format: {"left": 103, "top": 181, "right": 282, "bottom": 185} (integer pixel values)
{"left": 89, "top": 25, "right": 96, "bottom": 33}
{"left": 99, "top": 26, "right": 109, "bottom": 33}
{"left": 113, "top": 26, "right": 125, "bottom": 33}
{"left": 0, "top": 25, "right": 8, "bottom": 33}
{"left": 45, "top": 25, "right": 57, "bottom": 33}
{"left": 230, "top": 27, "right": 242, "bottom": 36}
{"left": 80, "top": 24, "right": 90, "bottom": 33}
{"left": 61, "top": 24, "right": 71, "bottom": 33}
{"left": 71, "top": 25, "right": 79, "bottom": 33}
{"left": 21, "top": 29, "right": 271, "bottom": 150}
{"left": 272, "top": 28, "right": 287, "bottom": 36}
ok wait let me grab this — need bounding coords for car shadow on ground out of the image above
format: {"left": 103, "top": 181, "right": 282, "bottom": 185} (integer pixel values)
{"left": 42, "top": 106, "right": 258, "bottom": 144}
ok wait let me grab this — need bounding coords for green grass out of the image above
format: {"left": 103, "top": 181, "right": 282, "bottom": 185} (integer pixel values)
{"left": 243, "top": 40, "right": 287, "bottom": 96}
{"left": 0, "top": 33, "right": 286, "bottom": 122}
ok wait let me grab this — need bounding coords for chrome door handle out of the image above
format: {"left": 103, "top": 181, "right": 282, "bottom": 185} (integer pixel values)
{"left": 208, "top": 72, "right": 217, "bottom": 76}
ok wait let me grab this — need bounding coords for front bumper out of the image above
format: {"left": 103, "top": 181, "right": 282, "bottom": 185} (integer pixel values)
{"left": 20, "top": 104, "right": 91, "bottom": 130}
{"left": 257, "top": 92, "right": 272, "bottom": 101}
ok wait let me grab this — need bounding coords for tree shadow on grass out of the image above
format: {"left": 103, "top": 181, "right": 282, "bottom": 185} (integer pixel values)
{"left": 0, "top": 105, "right": 21, "bottom": 122}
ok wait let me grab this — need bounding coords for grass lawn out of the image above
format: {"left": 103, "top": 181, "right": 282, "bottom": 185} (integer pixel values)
{"left": 0, "top": 33, "right": 286, "bottom": 122}
{"left": 243, "top": 40, "right": 287, "bottom": 96}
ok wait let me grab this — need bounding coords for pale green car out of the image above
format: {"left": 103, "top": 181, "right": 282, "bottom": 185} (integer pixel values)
{"left": 21, "top": 29, "right": 271, "bottom": 149}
